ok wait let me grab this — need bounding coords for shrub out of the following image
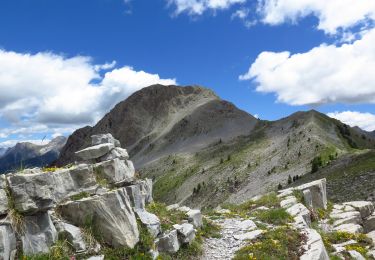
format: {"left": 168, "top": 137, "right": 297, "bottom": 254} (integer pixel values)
{"left": 253, "top": 208, "right": 293, "bottom": 225}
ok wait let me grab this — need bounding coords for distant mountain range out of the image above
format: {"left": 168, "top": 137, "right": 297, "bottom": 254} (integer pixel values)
{"left": 0, "top": 136, "right": 67, "bottom": 173}
{"left": 55, "top": 84, "right": 375, "bottom": 207}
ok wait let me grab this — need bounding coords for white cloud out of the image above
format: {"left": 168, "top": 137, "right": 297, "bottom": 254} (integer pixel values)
{"left": 327, "top": 111, "right": 375, "bottom": 132}
{"left": 0, "top": 49, "right": 176, "bottom": 141}
{"left": 0, "top": 139, "right": 51, "bottom": 149}
{"left": 240, "top": 28, "right": 375, "bottom": 106}
{"left": 257, "top": 0, "right": 375, "bottom": 34}
{"left": 167, "top": 0, "right": 246, "bottom": 16}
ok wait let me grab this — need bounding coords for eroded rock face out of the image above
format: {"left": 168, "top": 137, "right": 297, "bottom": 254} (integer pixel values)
{"left": 98, "top": 147, "right": 129, "bottom": 161}
{"left": 21, "top": 212, "right": 57, "bottom": 255}
{"left": 93, "top": 159, "right": 135, "bottom": 186}
{"left": 58, "top": 189, "right": 139, "bottom": 248}
{"left": 0, "top": 220, "right": 17, "bottom": 260}
{"left": 7, "top": 164, "right": 97, "bottom": 214}
{"left": 126, "top": 179, "right": 153, "bottom": 210}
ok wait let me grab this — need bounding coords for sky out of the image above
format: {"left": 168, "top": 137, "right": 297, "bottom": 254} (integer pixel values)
{"left": 0, "top": 0, "right": 375, "bottom": 147}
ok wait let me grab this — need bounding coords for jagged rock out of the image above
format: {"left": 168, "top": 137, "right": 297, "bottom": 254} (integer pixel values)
{"left": 173, "top": 223, "right": 195, "bottom": 244}
{"left": 21, "top": 212, "right": 58, "bottom": 255}
{"left": 58, "top": 188, "right": 139, "bottom": 248}
{"left": 7, "top": 164, "right": 97, "bottom": 214}
{"left": 300, "top": 228, "right": 329, "bottom": 260}
{"left": 98, "top": 147, "right": 129, "bottom": 161}
{"left": 156, "top": 230, "right": 180, "bottom": 253}
{"left": 187, "top": 209, "right": 202, "bottom": 228}
{"left": 55, "top": 221, "right": 87, "bottom": 253}
{"left": 348, "top": 250, "right": 366, "bottom": 260}
{"left": 334, "top": 223, "right": 364, "bottom": 234}
{"left": 343, "top": 201, "right": 374, "bottom": 219}
{"left": 136, "top": 210, "right": 161, "bottom": 237}
{"left": 94, "top": 159, "right": 134, "bottom": 186}
{"left": 0, "top": 220, "right": 17, "bottom": 260}
{"left": 303, "top": 189, "right": 313, "bottom": 208}
{"left": 233, "top": 230, "right": 263, "bottom": 241}
{"left": 91, "top": 134, "right": 120, "bottom": 147}
{"left": 280, "top": 196, "right": 298, "bottom": 208}
{"left": 363, "top": 214, "right": 375, "bottom": 232}
{"left": 75, "top": 143, "right": 115, "bottom": 160}
{"left": 126, "top": 179, "right": 153, "bottom": 210}
{"left": 286, "top": 203, "right": 311, "bottom": 227}
{"left": 296, "top": 179, "right": 327, "bottom": 209}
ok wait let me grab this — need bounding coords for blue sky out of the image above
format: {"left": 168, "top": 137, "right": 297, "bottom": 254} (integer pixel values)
{"left": 1, "top": 0, "right": 375, "bottom": 147}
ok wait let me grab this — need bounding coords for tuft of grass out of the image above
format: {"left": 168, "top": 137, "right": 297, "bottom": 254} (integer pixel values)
{"left": 253, "top": 208, "right": 293, "bottom": 225}
{"left": 233, "top": 226, "right": 305, "bottom": 260}
{"left": 146, "top": 202, "right": 187, "bottom": 230}
{"left": 200, "top": 218, "right": 221, "bottom": 239}
{"left": 20, "top": 239, "right": 73, "bottom": 260}
{"left": 70, "top": 191, "right": 90, "bottom": 201}
{"left": 93, "top": 167, "right": 109, "bottom": 187}
{"left": 42, "top": 166, "right": 62, "bottom": 173}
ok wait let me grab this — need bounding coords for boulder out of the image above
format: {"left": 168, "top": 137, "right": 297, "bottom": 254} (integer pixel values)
{"left": 296, "top": 179, "right": 327, "bottom": 209}
{"left": 93, "top": 159, "right": 134, "bottom": 186}
{"left": 136, "top": 210, "right": 161, "bottom": 237}
{"left": 366, "top": 230, "right": 375, "bottom": 246}
{"left": 286, "top": 203, "right": 311, "bottom": 227}
{"left": 187, "top": 209, "right": 202, "bottom": 228}
{"left": 173, "top": 223, "right": 195, "bottom": 244}
{"left": 156, "top": 230, "right": 180, "bottom": 253}
{"left": 300, "top": 229, "right": 329, "bottom": 260}
{"left": 334, "top": 223, "right": 363, "bottom": 234}
{"left": 55, "top": 221, "right": 87, "bottom": 253}
{"left": 238, "top": 219, "right": 257, "bottom": 231}
{"left": 87, "top": 255, "right": 105, "bottom": 260}
{"left": 7, "top": 164, "right": 97, "bottom": 214}
{"left": 363, "top": 214, "right": 375, "bottom": 232}
{"left": 0, "top": 220, "right": 17, "bottom": 260}
{"left": 58, "top": 189, "right": 139, "bottom": 248}
{"left": 343, "top": 201, "right": 374, "bottom": 219}
{"left": 98, "top": 147, "right": 129, "bottom": 161}
{"left": 75, "top": 143, "right": 115, "bottom": 160}
{"left": 91, "top": 134, "right": 120, "bottom": 147}
{"left": 233, "top": 230, "right": 263, "bottom": 241}
{"left": 21, "top": 212, "right": 58, "bottom": 255}
{"left": 280, "top": 196, "right": 298, "bottom": 209}
{"left": 126, "top": 180, "right": 153, "bottom": 210}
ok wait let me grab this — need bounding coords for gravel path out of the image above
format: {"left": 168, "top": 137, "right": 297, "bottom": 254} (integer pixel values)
{"left": 201, "top": 218, "right": 260, "bottom": 260}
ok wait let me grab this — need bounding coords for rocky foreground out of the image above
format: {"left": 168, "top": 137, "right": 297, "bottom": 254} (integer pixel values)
{"left": 0, "top": 134, "right": 204, "bottom": 259}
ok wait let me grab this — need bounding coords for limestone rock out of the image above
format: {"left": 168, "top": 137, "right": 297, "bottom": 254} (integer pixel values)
{"left": 286, "top": 203, "right": 311, "bottom": 227}
{"left": 348, "top": 250, "right": 366, "bottom": 260}
{"left": 303, "top": 189, "right": 313, "bottom": 208}
{"left": 280, "top": 196, "right": 298, "bottom": 209}
{"left": 21, "top": 212, "right": 58, "bottom": 255}
{"left": 187, "top": 209, "right": 202, "bottom": 228}
{"left": 233, "top": 230, "right": 263, "bottom": 241}
{"left": 156, "top": 230, "right": 180, "bottom": 253}
{"left": 237, "top": 219, "right": 257, "bottom": 231}
{"left": 343, "top": 201, "right": 374, "bottom": 219}
{"left": 173, "top": 223, "right": 195, "bottom": 244}
{"left": 0, "top": 220, "right": 17, "bottom": 260}
{"left": 86, "top": 255, "right": 105, "bottom": 260}
{"left": 136, "top": 210, "right": 161, "bottom": 237}
{"left": 166, "top": 204, "right": 180, "bottom": 211}
{"left": 58, "top": 189, "right": 139, "bottom": 248}
{"left": 300, "top": 228, "right": 329, "bottom": 260}
{"left": 94, "top": 158, "right": 134, "bottom": 186}
{"left": 126, "top": 179, "right": 153, "bottom": 210}
{"left": 98, "top": 147, "right": 129, "bottom": 161}
{"left": 366, "top": 230, "right": 375, "bottom": 246}
{"left": 75, "top": 143, "right": 114, "bottom": 160}
{"left": 363, "top": 214, "right": 375, "bottom": 232}
{"left": 0, "top": 175, "right": 8, "bottom": 215}
{"left": 7, "top": 164, "right": 97, "bottom": 214}
{"left": 296, "top": 179, "right": 327, "bottom": 209}
{"left": 91, "top": 133, "right": 120, "bottom": 147}
{"left": 334, "top": 223, "right": 363, "bottom": 234}
{"left": 55, "top": 222, "right": 86, "bottom": 253}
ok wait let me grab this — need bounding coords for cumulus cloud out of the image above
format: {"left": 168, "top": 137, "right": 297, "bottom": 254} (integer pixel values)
{"left": 0, "top": 49, "right": 176, "bottom": 143}
{"left": 240, "top": 28, "right": 375, "bottom": 106}
{"left": 327, "top": 111, "right": 375, "bottom": 132}
{"left": 257, "top": 0, "right": 375, "bottom": 35}
{"left": 167, "top": 0, "right": 246, "bottom": 16}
